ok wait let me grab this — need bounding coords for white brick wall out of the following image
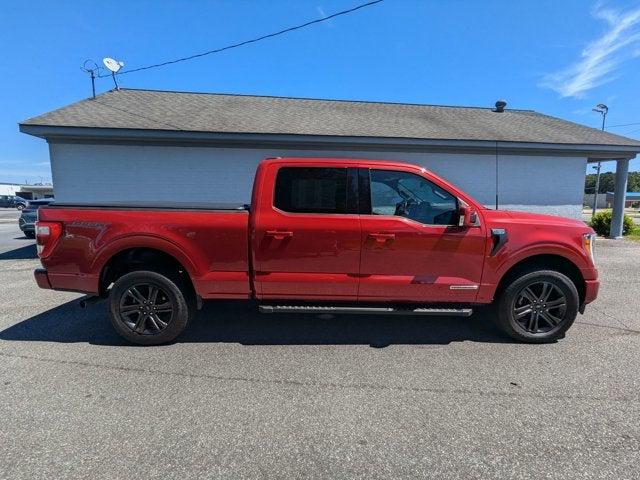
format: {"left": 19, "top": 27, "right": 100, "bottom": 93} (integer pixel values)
{"left": 50, "top": 143, "right": 586, "bottom": 219}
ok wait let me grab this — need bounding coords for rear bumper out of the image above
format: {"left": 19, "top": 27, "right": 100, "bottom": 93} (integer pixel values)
{"left": 34, "top": 268, "right": 52, "bottom": 289}
{"left": 33, "top": 268, "right": 99, "bottom": 294}
{"left": 19, "top": 220, "right": 35, "bottom": 233}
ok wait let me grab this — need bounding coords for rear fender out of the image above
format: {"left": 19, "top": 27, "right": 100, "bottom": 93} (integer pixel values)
{"left": 91, "top": 234, "right": 200, "bottom": 281}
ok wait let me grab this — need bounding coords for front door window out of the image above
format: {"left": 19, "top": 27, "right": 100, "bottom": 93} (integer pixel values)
{"left": 370, "top": 170, "right": 458, "bottom": 225}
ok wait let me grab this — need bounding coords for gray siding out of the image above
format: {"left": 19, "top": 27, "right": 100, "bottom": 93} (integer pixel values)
{"left": 49, "top": 143, "right": 586, "bottom": 219}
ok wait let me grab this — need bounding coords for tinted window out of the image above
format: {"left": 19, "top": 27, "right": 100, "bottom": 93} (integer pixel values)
{"left": 370, "top": 170, "right": 458, "bottom": 225}
{"left": 275, "top": 167, "right": 348, "bottom": 214}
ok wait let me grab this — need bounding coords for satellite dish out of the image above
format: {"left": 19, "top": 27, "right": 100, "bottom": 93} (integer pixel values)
{"left": 103, "top": 57, "right": 124, "bottom": 73}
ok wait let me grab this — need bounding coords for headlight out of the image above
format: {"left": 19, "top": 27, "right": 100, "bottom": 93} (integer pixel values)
{"left": 583, "top": 233, "right": 596, "bottom": 264}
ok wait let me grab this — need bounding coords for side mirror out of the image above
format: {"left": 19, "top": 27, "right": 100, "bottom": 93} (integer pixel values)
{"left": 458, "top": 203, "right": 480, "bottom": 228}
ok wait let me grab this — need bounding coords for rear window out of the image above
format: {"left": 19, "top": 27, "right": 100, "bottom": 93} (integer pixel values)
{"left": 274, "top": 167, "right": 347, "bottom": 214}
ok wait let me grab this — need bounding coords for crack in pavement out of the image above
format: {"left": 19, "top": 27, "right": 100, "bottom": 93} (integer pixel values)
{"left": 589, "top": 305, "right": 636, "bottom": 331}
{"left": 1, "top": 350, "right": 637, "bottom": 404}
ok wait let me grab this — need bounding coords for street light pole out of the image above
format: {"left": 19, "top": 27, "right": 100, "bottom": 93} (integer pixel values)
{"left": 591, "top": 104, "right": 608, "bottom": 217}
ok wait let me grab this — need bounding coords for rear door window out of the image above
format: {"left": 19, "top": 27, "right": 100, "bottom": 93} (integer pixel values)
{"left": 274, "top": 167, "right": 350, "bottom": 214}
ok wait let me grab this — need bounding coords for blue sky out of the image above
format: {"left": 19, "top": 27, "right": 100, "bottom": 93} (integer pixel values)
{"left": 2, "top": 0, "right": 640, "bottom": 184}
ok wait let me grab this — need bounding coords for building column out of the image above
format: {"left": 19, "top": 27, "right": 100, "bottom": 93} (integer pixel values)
{"left": 609, "top": 158, "right": 629, "bottom": 239}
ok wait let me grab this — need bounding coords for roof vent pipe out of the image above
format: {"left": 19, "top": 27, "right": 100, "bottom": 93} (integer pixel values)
{"left": 494, "top": 100, "right": 507, "bottom": 112}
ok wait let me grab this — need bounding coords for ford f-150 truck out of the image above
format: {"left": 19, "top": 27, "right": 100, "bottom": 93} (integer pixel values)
{"left": 34, "top": 158, "right": 599, "bottom": 345}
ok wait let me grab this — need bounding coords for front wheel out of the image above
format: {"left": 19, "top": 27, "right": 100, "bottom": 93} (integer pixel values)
{"left": 109, "top": 270, "right": 192, "bottom": 345}
{"left": 496, "top": 270, "right": 579, "bottom": 343}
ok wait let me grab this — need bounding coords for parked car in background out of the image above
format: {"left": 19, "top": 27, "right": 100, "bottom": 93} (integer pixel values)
{"left": 33, "top": 158, "right": 599, "bottom": 346}
{"left": 0, "top": 195, "right": 16, "bottom": 208}
{"left": 14, "top": 196, "right": 28, "bottom": 210}
{"left": 19, "top": 198, "right": 54, "bottom": 238}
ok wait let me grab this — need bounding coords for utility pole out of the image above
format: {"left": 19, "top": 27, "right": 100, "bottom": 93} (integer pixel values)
{"left": 591, "top": 104, "right": 608, "bottom": 217}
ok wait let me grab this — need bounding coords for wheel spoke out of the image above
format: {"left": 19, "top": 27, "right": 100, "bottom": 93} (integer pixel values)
{"left": 539, "top": 310, "right": 559, "bottom": 327}
{"left": 150, "top": 313, "right": 167, "bottom": 329}
{"left": 147, "top": 314, "right": 160, "bottom": 331}
{"left": 128, "top": 286, "right": 147, "bottom": 304}
{"left": 148, "top": 286, "right": 159, "bottom": 305}
{"left": 514, "top": 304, "right": 532, "bottom": 319}
{"left": 527, "top": 311, "right": 539, "bottom": 332}
{"left": 540, "top": 282, "right": 552, "bottom": 302}
{"left": 120, "top": 304, "right": 141, "bottom": 313}
{"left": 521, "top": 287, "right": 539, "bottom": 303}
{"left": 134, "top": 313, "right": 147, "bottom": 333}
{"left": 154, "top": 302, "right": 173, "bottom": 314}
{"left": 545, "top": 298, "right": 566, "bottom": 309}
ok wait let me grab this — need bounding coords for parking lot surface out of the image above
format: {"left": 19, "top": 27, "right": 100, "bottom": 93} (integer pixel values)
{"left": 0, "top": 222, "right": 639, "bottom": 479}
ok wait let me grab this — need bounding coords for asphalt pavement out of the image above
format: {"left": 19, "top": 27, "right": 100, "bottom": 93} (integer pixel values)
{"left": 0, "top": 220, "right": 639, "bottom": 479}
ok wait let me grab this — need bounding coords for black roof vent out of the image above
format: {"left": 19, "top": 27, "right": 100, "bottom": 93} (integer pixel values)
{"left": 494, "top": 100, "right": 507, "bottom": 113}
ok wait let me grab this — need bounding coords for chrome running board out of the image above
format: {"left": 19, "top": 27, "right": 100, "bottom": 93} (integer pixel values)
{"left": 258, "top": 305, "right": 473, "bottom": 317}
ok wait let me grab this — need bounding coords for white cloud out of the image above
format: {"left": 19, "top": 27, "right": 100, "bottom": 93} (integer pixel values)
{"left": 541, "top": 3, "right": 640, "bottom": 98}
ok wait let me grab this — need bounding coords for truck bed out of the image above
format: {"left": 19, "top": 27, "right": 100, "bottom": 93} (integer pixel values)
{"left": 37, "top": 205, "right": 251, "bottom": 299}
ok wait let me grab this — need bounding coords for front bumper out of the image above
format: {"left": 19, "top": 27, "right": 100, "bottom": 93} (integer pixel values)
{"left": 584, "top": 279, "right": 600, "bottom": 305}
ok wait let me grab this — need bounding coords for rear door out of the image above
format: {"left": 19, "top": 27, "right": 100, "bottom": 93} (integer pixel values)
{"left": 358, "top": 167, "right": 487, "bottom": 303}
{"left": 253, "top": 164, "right": 361, "bottom": 300}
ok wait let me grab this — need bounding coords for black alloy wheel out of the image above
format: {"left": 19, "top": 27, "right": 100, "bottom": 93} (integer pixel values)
{"left": 512, "top": 281, "right": 567, "bottom": 334}
{"left": 496, "top": 269, "right": 579, "bottom": 343}
{"left": 109, "top": 270, "right": 192, "bottom": 345}
{"left": 118, "top": 283, "right": 174, "bottom": 335}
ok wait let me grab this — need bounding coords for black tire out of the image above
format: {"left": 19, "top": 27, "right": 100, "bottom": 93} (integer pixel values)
{"left": 16, "top": 205, "right": 24, "bottom": 211}
{"left": 109, "top": 270, "right": 192, "bottom": 345}
{"left": 24, "top": 231, "right": 35, "bottom": 239}
{"left": 496, "top": 270, "right": 579, "bottom": 343}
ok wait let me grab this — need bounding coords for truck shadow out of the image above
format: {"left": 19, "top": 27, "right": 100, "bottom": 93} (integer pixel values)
{"left": 0, "top": 244, "right": 37, "bottom": 260}
{"left": 0, "top": 299, "right": 512, "bottom": 347}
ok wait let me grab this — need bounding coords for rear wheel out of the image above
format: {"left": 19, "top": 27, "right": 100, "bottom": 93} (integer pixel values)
{"left": 109, "top": 270, "right": 192, "bottom": 345}
{"left": 496, "top": 270, "right": 579, "bottom": 343}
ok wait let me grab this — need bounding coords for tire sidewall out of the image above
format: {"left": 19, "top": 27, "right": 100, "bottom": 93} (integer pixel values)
{"left": 498, "top": 270, "right": 579, "bottom": 343}
{"left": 109, "top": 270, "right": 190, "bottom": 345}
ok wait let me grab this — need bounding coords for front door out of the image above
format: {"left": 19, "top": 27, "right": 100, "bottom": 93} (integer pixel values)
{"left": 358, "top": 167, "right": 487, "bottom": 303}
{"left": 253, "top": 166, "right": 361, "bottom": 300}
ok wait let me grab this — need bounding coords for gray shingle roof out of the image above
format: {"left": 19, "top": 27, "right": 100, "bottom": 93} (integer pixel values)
{"left": 20, "top": 88, "right": 640, "bottom": 147}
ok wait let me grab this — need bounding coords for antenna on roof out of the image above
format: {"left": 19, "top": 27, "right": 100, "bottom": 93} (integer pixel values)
{"left": 80, "top": 60, "right": 103, "bottom": 99}
{"left": 103, "top": 57, "right": 125, "bottom": 90}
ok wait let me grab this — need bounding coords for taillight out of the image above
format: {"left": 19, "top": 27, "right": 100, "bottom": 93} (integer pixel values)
{"left": 36, "top": 221, "right": 62, "bottom": 258}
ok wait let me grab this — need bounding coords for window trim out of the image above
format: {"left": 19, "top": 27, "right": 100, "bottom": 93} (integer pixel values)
{"left": 363, "top": 167, "right": 461, "bottom": 227}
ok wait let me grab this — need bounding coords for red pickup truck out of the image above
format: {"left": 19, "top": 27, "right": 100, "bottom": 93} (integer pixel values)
{"left": 34, "top": 157, "right": 598, "bottom": 345}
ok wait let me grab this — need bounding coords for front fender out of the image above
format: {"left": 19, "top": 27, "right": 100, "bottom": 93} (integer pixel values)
{"left": 493, "top": 242, "right": 589, "bottom": 281}
{"left": 477, "top": 240, "right": 590, "bottom": 303}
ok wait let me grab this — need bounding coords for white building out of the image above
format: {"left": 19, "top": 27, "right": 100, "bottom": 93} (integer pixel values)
{"left": 0, "top": 183, "right": 20, "bottom": 196}
{"left": 0, "top": 182, "right": 53, "bottom": 199}
{"left": 19, "top": 89, "right": 640, "bottom": 231}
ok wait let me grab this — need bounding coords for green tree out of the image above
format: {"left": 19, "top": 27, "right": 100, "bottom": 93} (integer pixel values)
{"left": 584, "top": 171, "right": 640, "bottom": 194}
